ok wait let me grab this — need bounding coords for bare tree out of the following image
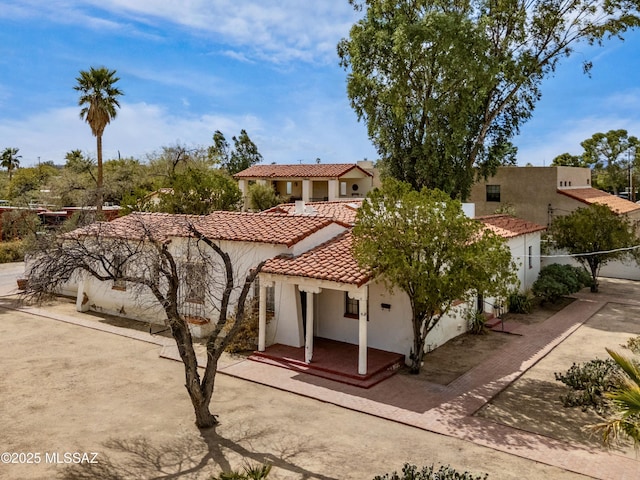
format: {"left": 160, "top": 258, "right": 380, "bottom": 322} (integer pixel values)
{"left": 25, "top": 215, "right": 264, "bottom": 429}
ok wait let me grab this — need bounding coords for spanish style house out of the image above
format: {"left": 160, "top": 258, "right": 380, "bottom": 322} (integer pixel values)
{"left": 54, "top": 201, "right": 545, "bottom": 377}
{"left": 233, "top": 162, "right": 377, "bottom": 210}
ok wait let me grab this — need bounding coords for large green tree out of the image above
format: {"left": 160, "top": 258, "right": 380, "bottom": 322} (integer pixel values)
{"left": 338, "top": 0, "right": 640, "bottom": 200}
{"left": 209, "top": 129, "right": 263, "bottom": 175}
{"left": 154, "top": 167, "right": 242, "bottom": 215}
{"left": 74, "top": 66, "right": 123, "bottom": 216}
{"left": 581, "top": 130, "right": 639, "bottom": 195}
{"left": 1, "top": 147, "right": 21, "bottom": 180}
{"left": 353, "top": 179, "right": 516, "bottom": 373}
{"left": 547, "top": 204, "right": 640, "bottom": 292}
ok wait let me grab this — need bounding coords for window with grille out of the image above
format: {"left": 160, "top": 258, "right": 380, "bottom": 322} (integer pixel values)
{"left": 486, "top": 185, "right": 501, "bottom": 202}
{"left": 184, "top": 263, "right": 206, "bottom": 304}
{"left": 344, "top": 293, "right": 359, "bottom": 318}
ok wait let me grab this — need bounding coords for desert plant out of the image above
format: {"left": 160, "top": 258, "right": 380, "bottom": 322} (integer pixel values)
{"left": 593, "top": 349, "right": 640, "bottom": 449}
{"left": 210, "top": 463, "right": 271, "bottom": 480}
{"left": 507, "top": 290, "right": 533, "bottom": 314}
{"left": 468, "top": 310, "right": 488, "bottom": 335}
{"left": 624, "top": 335, "right": 640, "bottom": 355}
{"left": 0, "top": 239, "right": 26, "bottom": 263}
{"left": 374, "top": 463, "right": 488, "bottom": 480}
{"left": 555, "top": 358, "right": 620, "bottom": 414}
{"left": 532, "top": 264, "right": 591, "bottom": 303}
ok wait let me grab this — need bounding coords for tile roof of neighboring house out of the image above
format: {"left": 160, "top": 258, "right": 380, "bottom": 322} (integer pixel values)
{"left": 68, "top": 211, "right": 337, "bottom": 247}
{"left": 558, "top": 188, "right": 640, "bottom": 214}
{"left": 477, "top": 215, "right": 547, "bottom": 238}
{"left": 233, "top": 163, "right": 373, "bottom": 179}
{"left": 262, "top": 230, "right": 371, "bottom": 286}
{"left": 264, "top": 200, "right": 362, "bottom": 225}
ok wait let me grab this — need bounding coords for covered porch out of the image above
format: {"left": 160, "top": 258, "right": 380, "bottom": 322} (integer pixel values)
{"left": 249, "top": 337, "right": 404, "bottom": 388}
{"left": 258, "top": 230, "right": 389, "bottom": 381}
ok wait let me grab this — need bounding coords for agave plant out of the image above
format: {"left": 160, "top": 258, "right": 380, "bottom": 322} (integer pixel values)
{"left": 593, "top": 348, "right": 640, "bottom": 449}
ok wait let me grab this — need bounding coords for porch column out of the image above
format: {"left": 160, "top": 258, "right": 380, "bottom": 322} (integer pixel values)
{"left": 328, "top": 179, "right": 339, "bottom": 201}
{"left": 299, "top": 285, "right": 321, "bottom": 363}
{"left": 258, "top": 278, "right": 273, "bottom": 352}
{"left": 302, "top": 179, "right": 311, "bottom": 202}
{"left": 350, "top": 286, "right": 369, "bottom": 375}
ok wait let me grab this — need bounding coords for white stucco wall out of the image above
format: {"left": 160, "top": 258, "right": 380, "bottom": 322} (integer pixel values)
{"left": 267, "top": 278, "right": 477, "bottom": 362}
{"left": 507, "top": 231, "right": 542, "bottom": 292}
{"left": 541, "top": 250, "right": 640, "bottom": 281}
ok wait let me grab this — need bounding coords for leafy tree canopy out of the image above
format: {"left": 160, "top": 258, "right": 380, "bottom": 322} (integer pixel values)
{"left": 353, "top": 179, "right": 516, "bottom": 372}
{"left": 339, "top": 0, "right": 640, "bottom": 200}
{"left": 547, "top": 203, "right": 640, "bottom": 292}
{"left": 154, "top": 167, "right": 242, "bottom": 215}
{"left": 209, "top": 129, "right": 263, "bottom": 176}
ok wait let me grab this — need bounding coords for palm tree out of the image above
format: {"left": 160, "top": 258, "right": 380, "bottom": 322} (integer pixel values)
{"left": 1, "top": 147, "right": 21, "bottom": 180}
{"left": 74, "top": 66, "right": 123, "bottom": 216}
{"left": 595, "top": 348, "right": 640, "bottom": 448}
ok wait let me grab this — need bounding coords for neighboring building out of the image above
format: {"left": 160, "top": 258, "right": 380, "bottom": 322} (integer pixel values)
{"left": 52, "top": 203, "right": 544, "bottom": 376}
{"left": 234, "top": 162, "right": 377, "bottom": 210}
{"left": 468, "top": 166, "right": 640, "bottom": 226}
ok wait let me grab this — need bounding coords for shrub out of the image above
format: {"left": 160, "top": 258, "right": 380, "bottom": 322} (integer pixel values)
{"left": 374, "top": 464, "right": 488, "bottom": 480}
{"left": 624, "top": 335, "right": 640, "bottom": 355}
{"left": 507, "top": 290, "right": 533, "bottom": 314}
{"left": 468, "top": 310, "right": 488, "bottom": 335}
{"left": 555, "top": 359, "right": 620, "bottom": 414}
{"left": 248, "top": 183, "right": 281, "bottom": 212}
{"left": 224, "top": 300, "right": 264, "bottom": 354}
{"left": 0, "top": 239, "right": 25, "bottom": 263}
{"left": 532, "top": 264, "right": 591, "bottom": 303}
{"left": 210, "top": 463, "right": 271, "bottom": 480}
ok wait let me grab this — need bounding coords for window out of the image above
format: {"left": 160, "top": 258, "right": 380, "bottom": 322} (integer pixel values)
{"left": 486, "top": 185, "right": 500, "bottom": 202}
{"left": 340, "top": 181, "right": 347, "bottom": 196}
{"left": 286, "top": 181, "right": 292, "bottom": 195}
{"left": 528, "top": 245, "right": 533, "bottom": 269}
{"left": 253, "top": 279, "right": 275, "bottom": 313}
{"left": 112, "top": 255, "right": 127, "bottom": 290}
{"left": 184, "top": 263, "right": 206, "bottom": 304}
{"left": 344, "top": 293, "right": 359, "bottom": 318}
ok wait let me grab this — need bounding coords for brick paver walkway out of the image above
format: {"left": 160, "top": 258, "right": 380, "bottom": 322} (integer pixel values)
{"left": 3, "top": 277, "right": 639, "bottom": 479}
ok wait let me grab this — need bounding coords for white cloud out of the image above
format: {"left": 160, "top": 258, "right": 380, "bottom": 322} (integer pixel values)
{"left": 3, "top": 0, "right": 360, "bottom": 65}
{"left": 0, "top": 100, "right": 375, "bottom": 167}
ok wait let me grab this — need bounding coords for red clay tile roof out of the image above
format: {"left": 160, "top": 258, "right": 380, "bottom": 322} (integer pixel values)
{"left": 262, "top": 230, "right": 371, "bottom": 286}
{"left": 477, "top": 215, "right": 546, "bottom": 238}
{"left": 69, "top": 211, "right": 337, "bottom": 247}
{"left": 234, "top": 163, "right": 373, "bottom": 179}
{"left": 558, "top": 188, "right": 640, "bottom": 214}
{"left": 264, "top": 200, "right": 362, "bottom": 225}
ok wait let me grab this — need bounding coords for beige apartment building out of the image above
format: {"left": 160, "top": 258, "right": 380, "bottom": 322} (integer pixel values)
{"left": 468, "top": 166, "right": 640, "bottom": 227}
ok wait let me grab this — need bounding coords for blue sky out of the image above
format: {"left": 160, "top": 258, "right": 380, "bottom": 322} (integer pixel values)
{"left": 1, "top": 1, "right": 639, "bottom": 168}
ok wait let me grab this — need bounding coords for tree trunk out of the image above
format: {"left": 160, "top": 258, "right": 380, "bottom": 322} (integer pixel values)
{"left": 409, "top": 312, "right": 425, "bottom": 374}
{"left": 96, "top": 134, "right": 103, "bottom": 217}
{"left": 169, "top": 313, "right": 219, "bottom": 429}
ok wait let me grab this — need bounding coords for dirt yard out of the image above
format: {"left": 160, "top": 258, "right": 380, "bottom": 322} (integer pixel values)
{"left": 476, "top": 299, "right": 640, "bottom": 459}
{"left": 0, "top": 303, "right": 589, "bottom": 480}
